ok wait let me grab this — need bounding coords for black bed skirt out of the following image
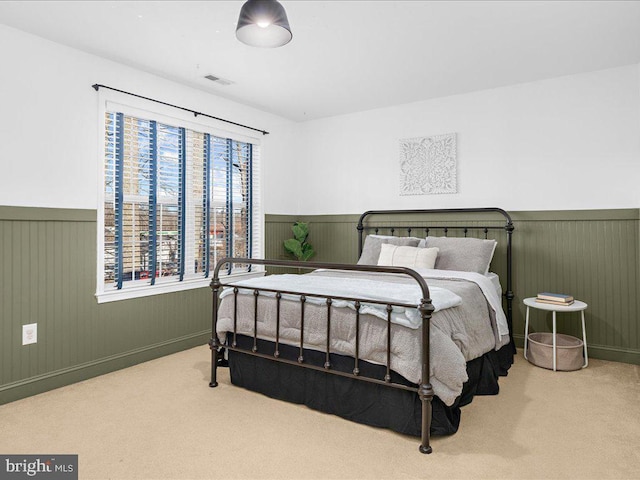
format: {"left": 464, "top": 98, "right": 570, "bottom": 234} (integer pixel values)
{"left": 225, "top": 335, "right": 513, "bottom": 437}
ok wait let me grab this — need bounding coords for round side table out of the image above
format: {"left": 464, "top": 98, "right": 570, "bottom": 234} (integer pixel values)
{"left": 523, "top": 297, "right": 588, "bottom": 371}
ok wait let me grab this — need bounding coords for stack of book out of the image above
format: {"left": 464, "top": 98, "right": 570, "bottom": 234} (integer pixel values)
{"left": 536, "top": 292, "right": 574, "bottom": 306}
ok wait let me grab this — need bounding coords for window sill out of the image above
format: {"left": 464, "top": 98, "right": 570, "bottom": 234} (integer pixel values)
{"left": 95, "top": 270, "right": 265, "bottom": 304}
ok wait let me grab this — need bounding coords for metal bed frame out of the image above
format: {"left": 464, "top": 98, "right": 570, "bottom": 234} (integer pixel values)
{"left": 209, "top": 207, "right": 514, "bottom": 454}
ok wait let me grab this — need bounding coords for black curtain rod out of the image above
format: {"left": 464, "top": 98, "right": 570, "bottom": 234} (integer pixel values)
{"left": 92, "top": 83, "right": 269, "bottom": 136}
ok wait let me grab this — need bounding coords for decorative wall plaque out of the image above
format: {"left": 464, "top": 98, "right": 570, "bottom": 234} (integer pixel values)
{"left": 399, "top": 133, "right": 457, "bottom": 195}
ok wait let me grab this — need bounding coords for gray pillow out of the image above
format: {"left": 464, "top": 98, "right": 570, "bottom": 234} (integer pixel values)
{"left": 425, "top": 236, "right": 497, "bottom": 274}
{"left": 357, "top": 235, "right": 421, "bottom": 265}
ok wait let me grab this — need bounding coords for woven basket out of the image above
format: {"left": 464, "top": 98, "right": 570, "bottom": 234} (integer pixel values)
{"left": 527, "top": 332, "right": 584, "bottom": 371}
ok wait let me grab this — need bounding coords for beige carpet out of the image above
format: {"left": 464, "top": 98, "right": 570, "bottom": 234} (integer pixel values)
{"left": 1, "top": 346, "right": 638, "bottom": 480}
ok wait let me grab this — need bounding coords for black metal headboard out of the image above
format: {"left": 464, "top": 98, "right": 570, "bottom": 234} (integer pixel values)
{"left": 356, "top": 208, "right": 515, "bottom": 347}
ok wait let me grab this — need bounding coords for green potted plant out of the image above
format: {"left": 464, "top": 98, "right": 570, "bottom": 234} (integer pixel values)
{"left": 283, "top": 222, "right": 315, "bottom": 261}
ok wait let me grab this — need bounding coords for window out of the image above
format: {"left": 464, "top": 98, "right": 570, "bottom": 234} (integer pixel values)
{"left": 98, "top": 105, "right": 261, "bottom": 302}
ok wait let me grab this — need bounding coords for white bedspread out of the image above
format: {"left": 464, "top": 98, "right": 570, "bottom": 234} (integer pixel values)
{"left": 220, "top": 273, "right": 462, "bottom": 329}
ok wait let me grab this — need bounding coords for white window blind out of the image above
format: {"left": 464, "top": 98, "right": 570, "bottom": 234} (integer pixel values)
{"left": 99, "top": 108, "right": 261, "bottom": 301}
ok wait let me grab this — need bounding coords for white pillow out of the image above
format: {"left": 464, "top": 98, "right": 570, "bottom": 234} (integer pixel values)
{"left": 377, "top": 244, "right": 439, "bottom": 269}
{"left": 357, "top": 235, "right": 421, "bottom": 265}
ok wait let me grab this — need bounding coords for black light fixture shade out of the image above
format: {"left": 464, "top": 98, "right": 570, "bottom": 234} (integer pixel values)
{"left": 236, "top": 0, "right": 292, "bottom": 48}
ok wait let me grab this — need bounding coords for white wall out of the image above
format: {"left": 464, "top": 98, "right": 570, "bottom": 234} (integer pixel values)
{"left": 286, "top": 65, "right": 640, "bottom": 215}
{"left": 0, "top": 24, "right": 296, "bottom": 212}
{"left": 2, "top": 24, "right": 638, "bottom": 216}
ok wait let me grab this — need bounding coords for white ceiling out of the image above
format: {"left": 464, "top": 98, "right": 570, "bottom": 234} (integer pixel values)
{"left": 1, "top": 1, "right": 640, "bottom": 122}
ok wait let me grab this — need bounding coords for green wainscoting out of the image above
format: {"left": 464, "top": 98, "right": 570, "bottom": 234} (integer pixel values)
{"left": 266, "top": 209, "right": 640, "bottom": 365}
{"left": 2, "top": 207, "right": 638, "bottom": 404}
{"left": 0, "top": 207, "right": 211, "bottom": 405}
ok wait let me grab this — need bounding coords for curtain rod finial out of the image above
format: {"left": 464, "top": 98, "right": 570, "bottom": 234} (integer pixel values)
{"left": 92, "top": 84, "right": 100, "bottom": 91}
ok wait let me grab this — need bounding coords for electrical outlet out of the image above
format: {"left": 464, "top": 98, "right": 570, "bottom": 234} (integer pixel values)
{"left": 22, "top": 323, "right": 37, "bottom": 345}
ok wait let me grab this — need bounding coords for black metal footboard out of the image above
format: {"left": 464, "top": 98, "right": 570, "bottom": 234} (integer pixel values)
{"left": 209, "top": 258, "right": 436, "bottom": 454}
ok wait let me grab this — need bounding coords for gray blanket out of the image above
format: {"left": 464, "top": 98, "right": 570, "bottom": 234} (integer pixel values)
{"left": 216, "top": 270, "right": 509, "bottom": 406}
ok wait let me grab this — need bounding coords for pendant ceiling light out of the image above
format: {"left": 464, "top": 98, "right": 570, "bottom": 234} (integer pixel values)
{"left": 236, "top": 0, "right": 293, "bottom": 48}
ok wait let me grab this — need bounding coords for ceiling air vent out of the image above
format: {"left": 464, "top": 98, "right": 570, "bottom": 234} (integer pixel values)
{"left": 204, "top": 74, "right": 233, "bottom": 86}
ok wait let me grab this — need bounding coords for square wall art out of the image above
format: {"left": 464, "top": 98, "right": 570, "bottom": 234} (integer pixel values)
{"left": 399, "top": 133, "right": 457, "bottom": 195}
